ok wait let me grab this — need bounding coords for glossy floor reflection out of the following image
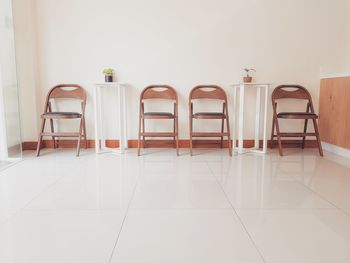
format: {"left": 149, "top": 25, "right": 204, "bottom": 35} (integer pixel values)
{"left": 0, "top": 148, "right": 350, "bottom": 263}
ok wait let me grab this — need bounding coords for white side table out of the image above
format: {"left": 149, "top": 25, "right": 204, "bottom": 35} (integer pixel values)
{"left": 231, "top": 83, "right": 270, "bottom": 154}
{"left": 94, "top": 82, "right": 128, "bottom": 154}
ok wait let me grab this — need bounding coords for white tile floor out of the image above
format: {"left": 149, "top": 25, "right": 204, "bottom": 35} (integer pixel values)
{"left": 0, "top": 148, "right": 350, "bottom": 263}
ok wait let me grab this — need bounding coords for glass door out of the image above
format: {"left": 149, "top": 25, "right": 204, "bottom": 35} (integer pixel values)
{"left": 0, "top": 0, "right": 22, "bottom": 169}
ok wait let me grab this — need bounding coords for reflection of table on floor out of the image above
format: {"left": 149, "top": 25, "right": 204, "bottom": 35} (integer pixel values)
{"left": 94, "top": 83, "right": 128, "bottom": 154}
{"left": 231, "top": 83, "right": 270, "bottom": 154}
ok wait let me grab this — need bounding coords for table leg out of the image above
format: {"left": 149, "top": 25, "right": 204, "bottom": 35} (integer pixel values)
{"left": 123, "top": 85, "right": 128, "bottom": 148}
{"left": 94, "top": 86, "right": 101, "bottom": 153}
{"left": 238, "top": 84, "right": 245, "bottom": 154}
{"left": 232, "top": 86, "right": 237, "bottom": 151}
{"left": 118, "top": 84, "right": 125, "bottom": 154}
{"left": 98, "top": 86, "right": 106, "bottom": 150}
{"left": 254, "top": 87, "right": 261, "bottom": 149}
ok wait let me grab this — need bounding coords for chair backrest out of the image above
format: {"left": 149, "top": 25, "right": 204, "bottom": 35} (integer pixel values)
{"left": 271, "top": 85, "right": 315, "bottom": 113}
{"left": 140, "top": 85, "right": 177, "bottom": 101}
{"left": 47, "top": 84, "right": 86, "bottom": 101}
{"left": 43, "top": 84, "right": 86, "bottom": 114}
{"left": 272, "top": 85, "right": 312, "bottom": 102}
{"left": 189, "top": 85, "right": 227, "bottom": 101}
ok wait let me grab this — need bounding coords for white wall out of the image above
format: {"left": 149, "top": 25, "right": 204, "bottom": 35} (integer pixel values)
{"left": 347, "top": 0, "right": 350, "bottom": 68}
{"left": 14, "top": 0, "right": 349, "bottom": 141}
{"left": 12, "top": 0, "right": 39, "bottom": 142}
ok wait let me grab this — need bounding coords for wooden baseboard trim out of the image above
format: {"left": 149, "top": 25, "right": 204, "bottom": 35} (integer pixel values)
{"left": 22, "top": 139, "right": 318, "bottom": 151}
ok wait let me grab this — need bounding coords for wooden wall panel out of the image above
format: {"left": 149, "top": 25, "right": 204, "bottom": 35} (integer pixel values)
{"left": 319, "top": 77, "right": 350, "bottom": 149}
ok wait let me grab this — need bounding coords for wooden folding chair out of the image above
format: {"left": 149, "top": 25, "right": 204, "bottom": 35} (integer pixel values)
{"left": 138, "top": 85, "right": 179, "bottom": 156}
{"left": 270, "top": 85, "right": 323, "bottom": 156}
{"left": 189, "top": 85, "right": 232, "bottom": 156}
{"left": 36, "top": 84, "right": 87, "bottom": 157}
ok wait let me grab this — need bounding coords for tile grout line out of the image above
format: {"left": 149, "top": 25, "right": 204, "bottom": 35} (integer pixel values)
{"left": 107, "top": 157, "right": 143, "bottom": 263}
{"left": 298, "top": 156, "right": 350, "bottom": 217}
{"left": 300, "top": 181, "right": 350, "bottom": 218}
{"left": 205, "top": 161, "right": 267, "bottom": 263}
{"left": 270, "top": 160, "right": 346, "bottom": 213}
{"left": 3, "top": 159, "right": 74, "bottom": 219}
{"left": 0, "top": 158, "right": 24, "bottom": 173}
{"left": 273, "top": 156, "right": 350, "bottom": 217}
{"left": 293, "top": 155, "right": 350, "bottom": 217}
{"left": 17, "top": 154, "right": 137, "bottom": 214}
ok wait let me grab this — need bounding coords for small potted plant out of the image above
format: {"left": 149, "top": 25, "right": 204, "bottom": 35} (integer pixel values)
{"left": 102, "top": 68, "right": 115, "bottom": 83}
{"left": 243, "top": 68, "right": 256, "bottom": 83}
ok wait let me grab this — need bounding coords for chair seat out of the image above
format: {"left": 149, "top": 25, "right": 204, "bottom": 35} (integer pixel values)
{"left": 277, "top": 112, "right": 318, "bottom": 119}
{"left": 142, "top": 112, "right": 175, "bottom": 118}
{"left": 42, "top": 112, "right": 82, "bottom": 119}
{"left": 193, "top": 112, "right": 226, "bottom": 119}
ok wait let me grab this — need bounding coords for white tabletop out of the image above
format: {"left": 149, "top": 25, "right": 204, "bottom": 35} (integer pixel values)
{"left": 232, "top": 83, "right": 271, "bottom": 86}
{"left": 95, "top": 82, "right": 127, "bottom": 86}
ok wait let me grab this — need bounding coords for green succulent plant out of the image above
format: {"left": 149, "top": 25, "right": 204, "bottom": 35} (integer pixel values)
{"left": 244, "top": 68, "right": 256, "bottom": 77}
{"left": 102, "top": 68, "right": 114, "bottom": 75}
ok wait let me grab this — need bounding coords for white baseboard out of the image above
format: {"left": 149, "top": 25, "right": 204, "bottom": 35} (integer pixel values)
{"left": 322, "top": 142, "right": 350, "bottom": 159}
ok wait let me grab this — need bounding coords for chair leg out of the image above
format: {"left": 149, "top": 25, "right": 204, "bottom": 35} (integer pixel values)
{"left": 137, "top": 136, "right": 141, "bottom": 156}
{"left": 173, "top": 119, "right": 176, "bottom": 149}
{"left": 36, "top": 118, "right": 46, "bottom": 157}
{"left": 275, "top": 118, "right": 283, "bottom": 156}
{"left": 189, "top": 117, "right": 193, "bottom": 156}
{"left": 83, "top": 117, "right": 88, "bottom": 149}
{"left": 142, "top": 118, "right": 146, "bottom": 148}
{"left": 220, "top": 119, "right": 224, "bottom": 148}
{"left": 302, "top": 119, "right": 308, "bottom": 149}
{"left": 76, "top": 119, "right": 84, "bottom": 157}
{"left": 270, "top": 116, "right": 276, "bottom": 148}
{"left": 226, "top": 116, "right": 232, "bottom": 157}
{"left": 313, "top": 119, "right": 324, "bottom": 157}
{"left": 175, "top": 117, "right": 179, "bottom": 156}
{"left": 49, "top": 119, "right": 57, "bottom": 149}
{"left": 137, "top": 116, "right": 142, "bottom": 156}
